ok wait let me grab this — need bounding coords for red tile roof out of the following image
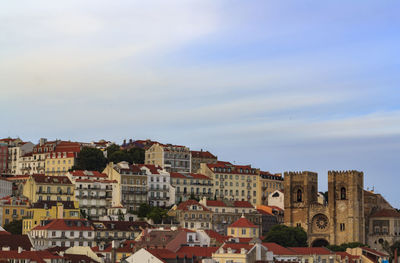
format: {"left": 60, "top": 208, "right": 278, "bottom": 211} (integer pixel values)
{"left": 170, "top": 172, "right": 210, "bottom": 180}
{"left": 206, "top": 200, "right": 227, "bottom": 207}
{"left": 177, "top": 200, "right": 210, "bottom": 212}
{"left": 69, "top": 170, "right": 108, "bottom": 178}
{"left": 31, "top": 174, "right": 72, "bottom": 185}
{"left": 32, "top": 219, "right": 93, "bottom": 231}
{"left": 233, "top": 201, "right": 254, "bottom": 208}
{"left": 288, "top": 247, "right": 332, "bottom": 255}
{"left": 262, "top": 243, "right": 296, "bottom": 255}
{"left": 170, "top": 172, "right": 187, "bottom": 179}
{"left": 221, "top": 243, "right": 254, "bottom": 254}
{"left": 207, "top": 161, "right": 257, "bottom": 174}
{"left": 0, "top": 251, "right": 61, "bottom": 263}
{"left": 176, "top": 246, "right": 218, "bottom": 258}
{"left": 229, "top": 216, "right": 257, "bottom": 228}
{"left": 370, "top": 209, "right": 400, "bottom": 218}
{"left": 361, "top": 247, "right": 389, "bottom": 257}
{"left": 0, "top": 235, "right": 32, "bottom": 250}
{"left": 137, "top": 164, "right": 163, "bottom": 174}
{"left": 191, "top": 151, "right": 217, "bottom": 159}
{"left": 335, "top": 252, "right": 361, "bottom": 263}
{"left": 190, "top": 173, "right": 210, "bottom": 180}
{"left": 204, "top": 230, "right": 230, "bottom": 243}
{"left": 257, "top": 209, "right": 273, "bottom": 216}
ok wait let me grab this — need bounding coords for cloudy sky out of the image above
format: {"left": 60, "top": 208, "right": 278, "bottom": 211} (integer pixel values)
{"left": 1, "top": 1, "right": 399, "bottom": 207}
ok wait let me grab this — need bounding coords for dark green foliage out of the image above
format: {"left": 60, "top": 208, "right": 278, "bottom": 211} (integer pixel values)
{"left": 189, "top": 193, "right": 199, "bottom": 201}
{"left": 117, "top": 209, "right": 124, "bottom": 221}
{"left": 382, "top": 240, "right": 400, "bottom": 261}
{"left": 263, "top": 225, "right": 308, "bottom": 247}
{"left": 107, "top": 147, "right": 145, "bottom": 164}
{"left": 4, "top": 219, "right": 22, "bottom": 235}
{"left": 73, "top": 147, "right": 107, "bottom": 172}
{"left": 327, "top": 242, "right": 368, "bottom": 252}
{"left": 106, "top": 144, "right": 121, "bottom": 157}
{"left": 137, "top": 203, "right": 168, "bottom": 224}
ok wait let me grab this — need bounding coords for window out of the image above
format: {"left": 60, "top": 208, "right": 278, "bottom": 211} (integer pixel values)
{"left": 340, "top": 223, "right": 345, "bottom": 231}
{"left": 297, "top": 189, "right": 303, "bottom": 202}
{"left": 5, "top": 209, "right": 9, "bottom": 215}
{"left": 231, "top": 229, "right": 234, "bottom": 235}
{"left": 340, "top": 187, "right": 346, "bottom": 200}
{"left": 242, "top": 229, "right": 246, "bottom": 235}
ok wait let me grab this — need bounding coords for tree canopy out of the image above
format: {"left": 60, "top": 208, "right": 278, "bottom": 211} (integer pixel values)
{"left": 72, "top": 147, "right": 107, "bottom": 172}
{"left": 263, "top": 225, "right": 308, "bottom": 247}
{"left": 3, "top": 219, "right": 22, "bottom": 235}
{"left": 136, "top": 203, "right": 169, "bottom": 224}
{"left": 327, "top": 242, "right": 368, "bottom": 252}
{"left": 106, "top": 146, "right": 145, "bottom": 164}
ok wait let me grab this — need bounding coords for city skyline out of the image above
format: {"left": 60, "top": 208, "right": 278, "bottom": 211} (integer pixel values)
{"left": 1, "top": 0, "right": 399, "bottom": 208}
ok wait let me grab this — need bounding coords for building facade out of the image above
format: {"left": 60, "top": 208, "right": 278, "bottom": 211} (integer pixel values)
{"left": 22, "top": 200, "right": 80, "bottom": 234}
{"left": 257, "top": 171, "right": 284, "bottom": 206}
{"left": 103, "top": 162, "right": 147, "bottom": 212}
{"left": 367, "top": 209, "right": 400, "bottom": 252}
{"left": 7, "top": 141, "right": 34, "bottom": 175}
{"left": 144, "top": 165, "right": 174, "bottom": 207}
{"left": 169, "top": 200, "right": 213, "bottom": 230}
{"left": 145, "top": 143, "right": 191, "bottom": 173}
{"left": 0, "top": 195, "right": 29, "bottom": 226}
{"left": 190, "top": 150, "right": 217, "bottom": 173}
{"left": 67, "top": 170, "right": 119, "bottom": 219}
{"left": 170, "top": 172, "right": 213, "bottom": 203}
{"left": 284, "top": 170, "right": 365, "bottom": 246}
{"left": 199, "top": 161, "right": 259, "bottom": 206}
{"left": 23, "top": 174, "right": 75, "bottom": 203}
{"left": 0, "top": 143, "right": 7, "bottom": 175}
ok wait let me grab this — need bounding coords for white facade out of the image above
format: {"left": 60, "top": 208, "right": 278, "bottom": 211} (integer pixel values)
{"left": 126, "top": 248, "right": 165, "bottom": 263}
{"left": 0, "top": 178, "right": 12, "bottom": 198}
{"left": 144, "top": 166, "right": 174, "bottom": 207}
{"left": 268, "top": 190, "right": 284, "bottom": 210}
{"left": 8, "top": 142, "right": 34, "bottom": 175}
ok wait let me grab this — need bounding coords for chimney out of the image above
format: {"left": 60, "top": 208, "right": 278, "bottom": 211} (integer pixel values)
{"left": 129, "top": 139, "right": 133, "bottom": 144}
{"left": 18, "top": 247, "right": 23, "bottom": 253}
{"left": 2, "top": 247, "right": 10, "bottom": 251}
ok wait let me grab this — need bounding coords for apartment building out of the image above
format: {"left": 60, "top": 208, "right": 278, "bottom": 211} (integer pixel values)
{"left": 45, "top": 141, "right": 81, "bottom": 176}
{"left": 170, "top": 172, "right": 213, "bottom": 203}
{"left": 29, "top": 219, "right": 96, "bottom": 249}
{"left": 7, "top": 141, "right": 34, "bottom": 175}
{"left": 0, "top": 178, "right": 12, "bottom": 199}
{"left": 169, "top": 200, "right": 213, "bottom": 230}
{"left": 23, "top": 174, "right": 75, "bottom": 203}
{"left": 190, "top": 150, "right": 217, "bottom": 173}
{"left": 227, "top": 215, "right": 260, "bottom": 239}
{"left": 0, "top": 195, "right": 29, "bottom": 226}
{"left": 0, "top": 143, "right": 7, "bottom": 175}
{"left": 199, "top": 198, "right": 261, "bottom": 235}
{"left": 23, "top": 139, "right": 58, "bottom": 175}
{"left": 257, "top": 171, "right": 284, "bottom": 206}
{"left": 145, "top": 143, "right": 191, "bottom": 173}
{"left": 22, "top": 200, "right": 80, "bottom": 234}
{"left": 144, "top": 165, "right": 174, "bottom": 207}
{"left": 103, "top": 162, "right": 147, "bottom": 212}
{"left": 67, "top": 170, "right": 119, "bottom": 219}
{"left": 199, "top": 161, "right": 259, "bottom": 206}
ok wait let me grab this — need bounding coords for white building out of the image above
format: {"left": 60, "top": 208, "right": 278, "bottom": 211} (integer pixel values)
{"left": 29, "top": 218, "right": 96, "bottom": 249}
{"left": 141, "top": 164, "right": 174, "bottom": 207}
{"left": 8, "top": 142, "right": 34, "bottom": 175}
{"left": 0, "top": 178, "right": 12, "bottom": 199}
{"left": 67, "top": 170, "right": 120, "bottom": 220}
{"left": 268, "top": 190, "right": 284, "bottom": 210}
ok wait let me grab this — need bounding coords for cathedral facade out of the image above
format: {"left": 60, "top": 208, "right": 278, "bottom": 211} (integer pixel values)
{"left": 284, "top": 170, "right": 365, "bottom": 246}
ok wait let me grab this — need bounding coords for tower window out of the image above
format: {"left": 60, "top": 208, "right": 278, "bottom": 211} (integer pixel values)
{"left": 340, "top": 187, "right": 346, "bottom": 200}
{"left": 297, "top": 189, "right": 303, "bottom": 202}
{"left": 340, "top": 223, "right": 345, "bottom": 231}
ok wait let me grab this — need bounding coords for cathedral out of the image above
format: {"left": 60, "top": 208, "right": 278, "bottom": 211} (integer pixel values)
{"left": 284, "top": 170, "right": 365, "bottom": 246}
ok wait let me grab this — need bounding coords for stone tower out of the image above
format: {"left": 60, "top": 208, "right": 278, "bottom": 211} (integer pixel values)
{"left": 328, "top": 170, "right": 365, "bottom": 245}
{"left": 284, "top": 170, "right": 365, "bottom": 246}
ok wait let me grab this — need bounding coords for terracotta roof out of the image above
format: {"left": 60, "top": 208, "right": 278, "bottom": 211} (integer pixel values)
{"left": 204, "top": 230, "right": 230, "bottom": 243}
{"left": 335, "top": 252, "right": 361, "bottom": 263}
{"left": 63, "top": 254, "right": 98, "bottom": 263}
{"left": 32, "top": 219, "right": 93, "bottom": 231}
{"left": 170, "top": 172, "right": 210, "bottom": 180}
{"left": 229, "top": 216, "right": 257, "bottom": 228}
{"left": 288, "top": 247, "right": 332, "bottom": 255}
{"left": 257, "top": 209, "right": 273, "bottom": 216}
{"left": 233, "top": 201, "right": 254, "bottom": 208}
{"left": 146, "top": 248, "right": 174, "bottom": 262}
{"left": 0, "top": 251, "right": 61, "bottom": 262}
{"left": 361, "top": 247, "right": 389, "bottom": 257}
{"left": 190, "top": 173, "right": 210, "bottom": 180}
{"left": 31, "top": 174, "right": 72, "bottom": 185}
{"left": 170, "top": 172, "right": 187, "bottom": 179}
{"left": 207, "top": 161, "right": 257, "bottom": 174}
{"left": 176, "top": 246, "right": 218, "bottom": 258}
{"left": 263, "top": 242, "right": 296, "bottom": 255}
{"left": 370, "top": 209, "right": 400, "bottom": 218}
{"left": 0, "top": 235, "right": 32, "bottom": 250}
{"left": 116, "top": 240, "right": 137, "bottom": 253}
{"left": 137, "top": 164, "right": 162, "bottom": 174}
{"left": 191, "top": 151, "right": 217, "bottom": 159}
{"left": 75, "top": 179, "right": 117, "bottom": 183}
{"left": 206, "top": 200, "right": 227, "bottom": 207}
{"left": 177, "top": 200, "right": 210, "bottom": 212}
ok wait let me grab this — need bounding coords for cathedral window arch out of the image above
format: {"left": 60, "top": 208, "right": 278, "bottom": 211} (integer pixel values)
{"left": 340, "top": 187, "right": 346, "bottom": 200}
{"left": 297, "top": 189, "right": 303, "bottom": 202}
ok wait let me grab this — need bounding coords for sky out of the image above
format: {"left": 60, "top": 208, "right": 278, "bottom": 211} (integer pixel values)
{"left": 1, "top": 1, "right": 399, "bottom": 207}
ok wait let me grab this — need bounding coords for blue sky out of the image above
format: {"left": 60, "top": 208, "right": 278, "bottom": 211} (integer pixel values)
{"left": 1, "top": 1, "right": 399, "bottom": 207}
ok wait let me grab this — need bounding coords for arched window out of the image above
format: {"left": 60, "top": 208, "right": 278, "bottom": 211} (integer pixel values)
{"left": 297, "top": 189, "right": 303, "bottom": 202}
{"left": 340, "top": 187, "right": 346, "bottom": 200}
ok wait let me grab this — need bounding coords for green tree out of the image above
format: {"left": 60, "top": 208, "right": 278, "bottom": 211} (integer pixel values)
{"left": 189, "top": 193, "right": 199, "bottom": 201}
{"left": 106, "top": 144, "right": 121, "bottom": 158}
{"left": 73, "top": 147, "right": 107, "bottom": 172}
{"left": 117, "top": 209, "right": 124, "bottom": 221}
{"left": 108, "top": 151, "right": 131, "bottom": 164}
{"left": 4, "top": 219, "right": 22, "bottom": 235}
{"left": 137, "top": 203, "right": 152, "bottom": 218}
{"left": 263, "top": 225, "right": 308, "bottom": 247}
{"left": 126, "top": 148, "right": 145, "bottom": 164}
{"left": 327, "top": 242, "right": 367, "bottom": 252}
{"left": 148, "top": 207, "right": 168, "bottom": 224}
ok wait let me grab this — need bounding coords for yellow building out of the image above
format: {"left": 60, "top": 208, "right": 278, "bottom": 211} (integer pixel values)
{"left": 256, "top": 171, "right": 284, "bottom": 206}
{"left": 22, "top": 200, "right": 80, "bottom": 234}
{"left": 145, "top": 143, "right": 191, "bottom": 173}
{"left": 45, "top": 141, "right": 81, "bottom": 176}
{"left": 0, "top": 196, "right": 30, "bottom": 226}
{"left": 199, "top": 161, "right": 259, "bottom": 206}
{"left": 23, "top": 174, "right": 75, "bottom": 203}
{"left": 227, "top": 215, "right": 260, "bottom": 239}
{"left": 212, "top": 241, "right": 271, "bottom": 263}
